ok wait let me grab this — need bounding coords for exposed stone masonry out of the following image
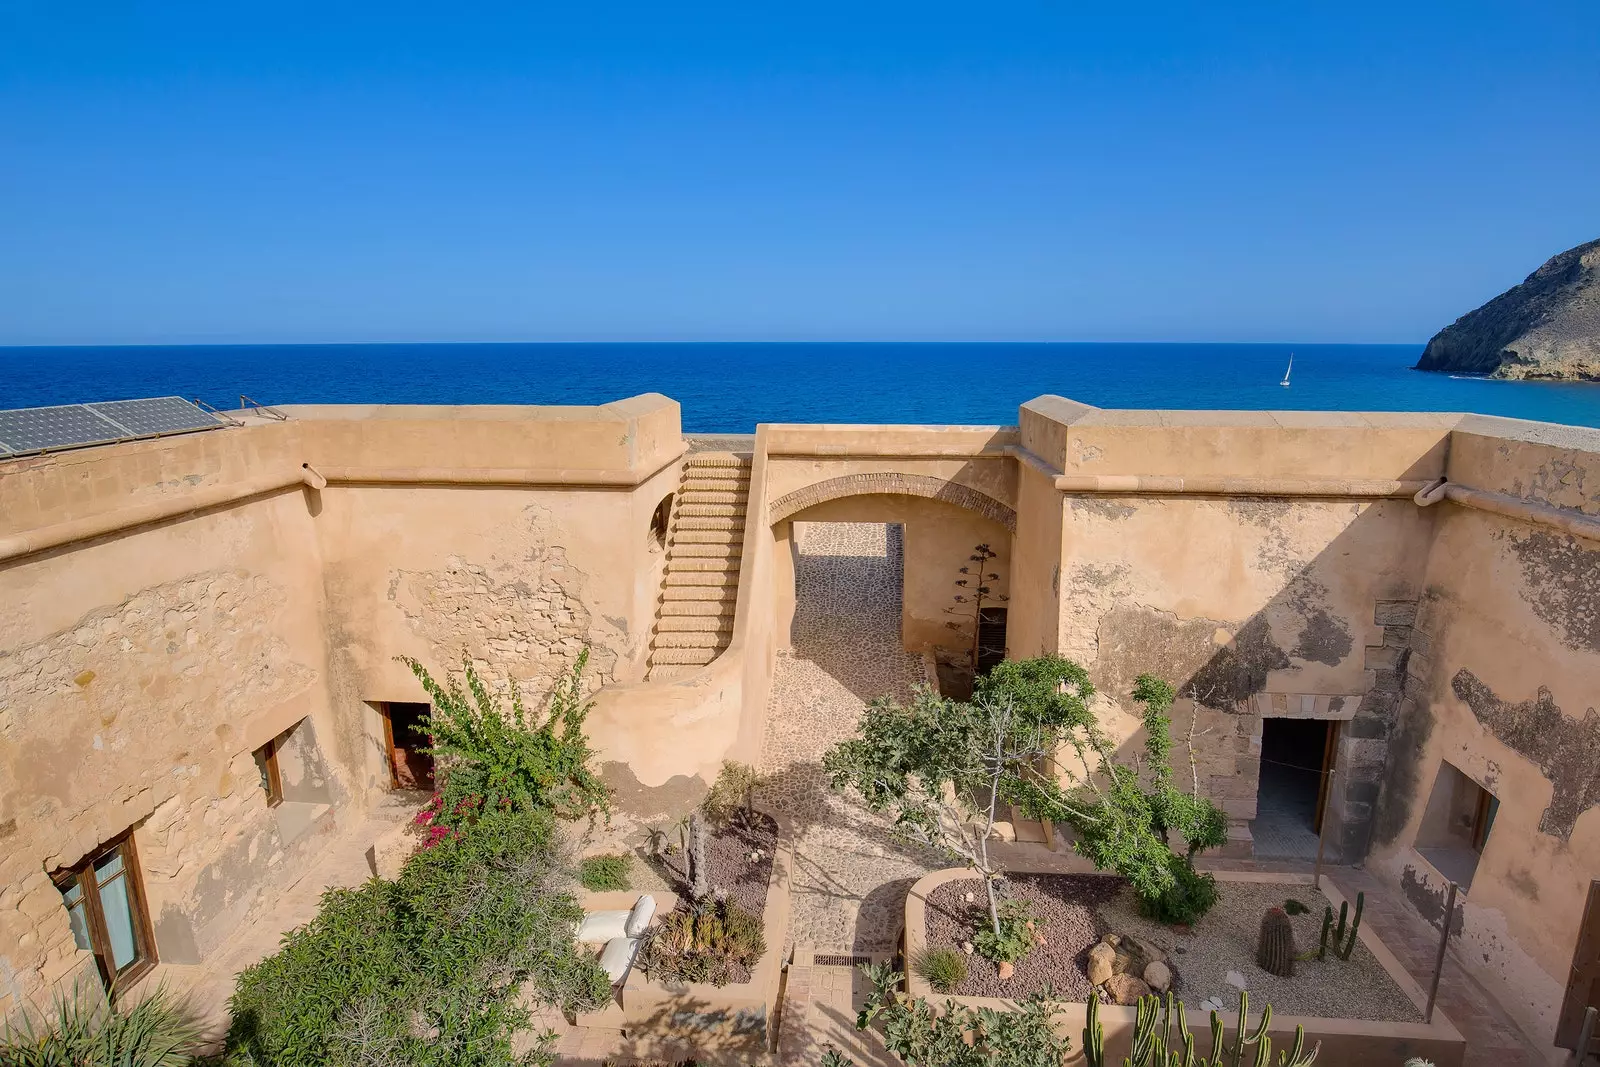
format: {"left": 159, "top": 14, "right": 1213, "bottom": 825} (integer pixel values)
{"left": 391, "top": 504, "right": 620, "bottom": 696}
{"left": 0, "top": 570, "right": 319, "bottom": 1009}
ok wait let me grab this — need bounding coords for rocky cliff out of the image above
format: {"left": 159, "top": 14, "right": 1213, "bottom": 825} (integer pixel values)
{"left": 1415, "top": 237, "right": 1600, "bottom": 381}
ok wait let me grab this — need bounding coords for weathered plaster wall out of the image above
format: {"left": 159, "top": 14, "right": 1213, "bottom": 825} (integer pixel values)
{"left": 1368, "top": 421, "right": 1600, "bottom": 1051}
{"left": 1015, "top": 398, "right": 1449, "bottom": 858}
{"left": 311, "top": 472, "right": 678, "bottom": 798}
{"left": 781, "top": 495, "right": 1011, "bottom": 659}
{"left": 0, "top": 396, "right": 686, "bottom": 1015}
{"left": 0, "top": 473, "right": 337, "bottom": 1010}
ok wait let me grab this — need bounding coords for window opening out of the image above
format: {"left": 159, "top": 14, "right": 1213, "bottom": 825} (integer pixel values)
{"left": 253, "top": 733, "right": 285, "bottom": 807}
{"left": 1416, "top": 760, "right": 1498, "bottom": 887}
{"left": 650, "top": 493, "right": 673, "bottom": 550}
{"left": 53, "top": 832, "right": 156, "bottom": 993}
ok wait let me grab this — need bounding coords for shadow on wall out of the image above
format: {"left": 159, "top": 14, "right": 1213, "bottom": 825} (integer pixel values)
{"left": 1057, "top": 477, "right": 1449, "bottom": 866}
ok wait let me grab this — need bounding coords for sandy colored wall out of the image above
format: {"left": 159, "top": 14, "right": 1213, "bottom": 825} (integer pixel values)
{"left": 0, "top": 453, "right": 337, "bottom": 1006}
{"left": 1016, "top": 398, "right": 1449, "bottom": 859}
{"left": 584, "top": 428, "right": 780, "bottom": 822}
{"left": 1006, "top": 459, "right": 1065, "bottom": 660}
{"left": 782, "top": 495, "right": 1011, "bottom": 658}
{"left": 0, "top": 396, "right": 685, "bottom": 1015}
{"left": 1367, "top": 419, "right": 1600, "bottom": 1052}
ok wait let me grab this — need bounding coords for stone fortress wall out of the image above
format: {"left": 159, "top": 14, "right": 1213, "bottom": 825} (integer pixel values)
{"left": 1, "top": 391, "right": 1596, "bottom": 1057}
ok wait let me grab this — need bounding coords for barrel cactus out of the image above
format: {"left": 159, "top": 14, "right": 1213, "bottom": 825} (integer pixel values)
{"left": 1257, "top": 907, "right": 1296, "bottom": 977}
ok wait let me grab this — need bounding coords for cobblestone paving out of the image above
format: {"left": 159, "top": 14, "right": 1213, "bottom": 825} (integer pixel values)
{"left": 759, "top": 521, "right": 946, "bottom": 955}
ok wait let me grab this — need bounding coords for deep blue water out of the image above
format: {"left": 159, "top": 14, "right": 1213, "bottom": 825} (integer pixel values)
{"left": 3, "top": 342, "right": 1598, "bottom": 432}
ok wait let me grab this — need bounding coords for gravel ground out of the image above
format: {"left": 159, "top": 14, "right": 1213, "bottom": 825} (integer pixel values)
{"left": 1103, "top": 880, "right": 1421, "bottom": 1022}
{"left": 922, "top": 875, "right": 1421, "bottom": 1022}
{"left": 924, "top": 875, "right": 1123, "bottom": 1000}
{"left": 647, "top": 813, "right": 779, "bottom": 983}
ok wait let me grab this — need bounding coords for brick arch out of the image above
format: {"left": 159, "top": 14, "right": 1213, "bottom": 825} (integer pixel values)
{"left": 768, "top": 473, "right": 1016, "bottom": 532}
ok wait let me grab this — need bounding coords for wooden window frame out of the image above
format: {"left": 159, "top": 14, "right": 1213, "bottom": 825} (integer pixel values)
{"left": 1471, "top": 786, "right": 1498, "bottom": 853}
{"left": 51, "top": 830, "right": 157, "bottom": 995}
{"left": 254, "top": 733, "right": 285, "bottom": 808}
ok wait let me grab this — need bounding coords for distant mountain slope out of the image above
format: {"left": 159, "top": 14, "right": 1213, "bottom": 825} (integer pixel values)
{"left": 1415, "top": 237, "right": 1600, "bottom": 381}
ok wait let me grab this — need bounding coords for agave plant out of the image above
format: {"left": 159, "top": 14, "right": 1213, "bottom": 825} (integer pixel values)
{"left": 0, "top": 982, "right": 209, "bottom": 1066}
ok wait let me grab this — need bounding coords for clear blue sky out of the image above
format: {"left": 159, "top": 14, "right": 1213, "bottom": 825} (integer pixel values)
{"left": 2, "top": 1, "right": 1597, "bottom": 345}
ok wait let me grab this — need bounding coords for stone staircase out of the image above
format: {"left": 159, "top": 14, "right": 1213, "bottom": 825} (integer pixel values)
{"left": 647, "top": 452, "right": 752, "bottom": 679}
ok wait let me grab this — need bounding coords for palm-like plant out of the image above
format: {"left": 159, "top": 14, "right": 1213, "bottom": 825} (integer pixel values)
{"left": 0, "top": 983, "right": 209, "bottom": 1067}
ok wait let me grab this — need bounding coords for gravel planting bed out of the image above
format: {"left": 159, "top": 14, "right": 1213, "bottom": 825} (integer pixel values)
{"left": 649, "top": 813, "right": 779, "bottom": 983}
{"left": 922, "top": 875, "right": 1421, "bottom": 1022}
{"left": 924, "top": 874, "right": 1123, "bottom": 999}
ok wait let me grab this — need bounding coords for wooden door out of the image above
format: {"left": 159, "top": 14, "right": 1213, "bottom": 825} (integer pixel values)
{"left": 1312, "top": 720, "right": 1342, "bottom": 835}
{"left": 1558, "top": 881, "right": 1600, "bottom": 1052}
{"left": 383, "top": 702, "right": 436, "bottom": 792}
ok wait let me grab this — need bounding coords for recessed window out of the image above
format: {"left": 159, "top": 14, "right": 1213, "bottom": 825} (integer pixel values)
{"left": 54, "top": 832, "right": 156, "bottom": 993}
{"left": 1416, "top": 760, "right": 1499, "bottom": 887}
{"left": 650, "top": 493, "right": 673, "bottom": 550}
{"left": 253, "top": 733, "right": 285, "bottom": 807}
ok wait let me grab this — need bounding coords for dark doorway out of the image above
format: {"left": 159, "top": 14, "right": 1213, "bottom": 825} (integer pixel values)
{"left": 1557, "top": 880, "right": 1600, "bottom": 1056}
{"left": 1250, "top": 718, "right": 1336, "bottom": 860}
{"left": 976, "top": 607, "right": 1009, "bottom": 675}
{"left": 382, "top": 702, "right": 436, "bottom": 791}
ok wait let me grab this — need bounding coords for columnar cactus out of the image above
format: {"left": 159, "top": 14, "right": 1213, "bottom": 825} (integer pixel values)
{"left": 1257, "top": 907, "right": 1296, "bottom": 977}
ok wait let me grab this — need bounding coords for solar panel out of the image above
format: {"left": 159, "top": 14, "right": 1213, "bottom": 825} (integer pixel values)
{"left": 87, "top": 397, "right": 223, "bottom": 437}
{"left": 0, "top": 397, "right": 226, "bottom": 458}
{"left": 0, "top": 404, "right": 128, "bottom": 454}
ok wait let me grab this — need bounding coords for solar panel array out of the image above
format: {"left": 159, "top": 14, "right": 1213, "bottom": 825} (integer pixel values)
{"left": 0, "top": 397, "right": 226, "bottom": 458}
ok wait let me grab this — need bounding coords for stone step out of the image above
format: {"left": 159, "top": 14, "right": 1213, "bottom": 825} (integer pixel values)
{"left": 651, "top": 646, "right": 719, "bottom": 666}
{"left": 653, "top": 630, "right": 729, "bottom": 650}
{"left": 678, "top": 473, "right": 745, "bottom": 489}
{"left": 674, "top": 516, "right": 745, "bottom": 532}
{"left": 684, "top": 454, "right": 751, "bottom": 469}
{"left": 655, "top": 616, "right": 735, "bottom": 635}
{"left": 665, "top": 558, "right": 737, "bottom": 573}
{"left": 661, "top": 585, "right": 733, "bottom": 601}
{"left": 648, "top": 663, "right": 703, "bottom": 680}
{"left": 668, "top": 543, "right": 742, "bottom": 559}
{"left": 676, "top": 502, "right": 745, "bottom": 518}
{"left": 658, "top": 600, "right": 737, "bottom": 617}
{"left": 663, "top": 574, "right": 736, "bottom": 590}
{"left": 680, "top": 481, "right": 749, "bottom": 498}
{"left": 678, "top": 489, "right": 744, "bottom": 506}
{"left": 670, "top": 529, "right": 741, "bottom": 545}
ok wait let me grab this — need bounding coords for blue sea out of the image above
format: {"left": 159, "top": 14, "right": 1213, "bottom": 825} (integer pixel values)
{"left": 2, "top": 342, "right": 1598, "bottom": 432}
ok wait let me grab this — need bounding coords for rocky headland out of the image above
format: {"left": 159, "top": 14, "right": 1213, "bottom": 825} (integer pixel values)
{"left": 1415, "top": 237, "right": 1600, "bottom": 382}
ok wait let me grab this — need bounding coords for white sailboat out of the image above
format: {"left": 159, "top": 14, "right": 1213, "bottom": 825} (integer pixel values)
{"left": 1280, "top": 353, "right": 1293, "bottom": 387}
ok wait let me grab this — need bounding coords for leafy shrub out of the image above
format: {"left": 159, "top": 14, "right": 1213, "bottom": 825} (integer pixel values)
{"left": 227, "top": 808, "right": 610, "bottom": 1067}
{"left": 578, "top": 853, "right": 633, "bottom": 892}
{"left": 643, "top": 901, "right": 766, "bottom": 986}
{"left": 913, "top": 947, "right": 969, "bottom": 994}
{"left": 846, "top": 961, "right": 1069, "bottom": 1067}
{"left": 1140, "top": 861, "right": 1220, "bottom": 926}
{"left": 0, "top": 983, "right": 206, "bottom": 1067}
{"left": 701, "top": 760, "right": 765, "bottom": 827}
{"left": 401, "top": 649, "right": 611, "bottom": 838}
{"left": 972, "top": 898, "right": 1036, "bottom": 964}
{"left": 1283, "top": 897, "right": 1310, "bottom": 916}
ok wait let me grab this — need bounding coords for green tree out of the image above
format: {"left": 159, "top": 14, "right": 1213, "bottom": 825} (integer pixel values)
{"left": 1038, "top": 674, "right": 1229, "bottom": 924}
{"left": 400, "top": 649, "right": 612, "bottom": 835}
{"left": 823, "top": 681, "right": 1074, "bottom": 939}
{"left": 825, "top": 654, "right": 1229, "bottom": 928}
